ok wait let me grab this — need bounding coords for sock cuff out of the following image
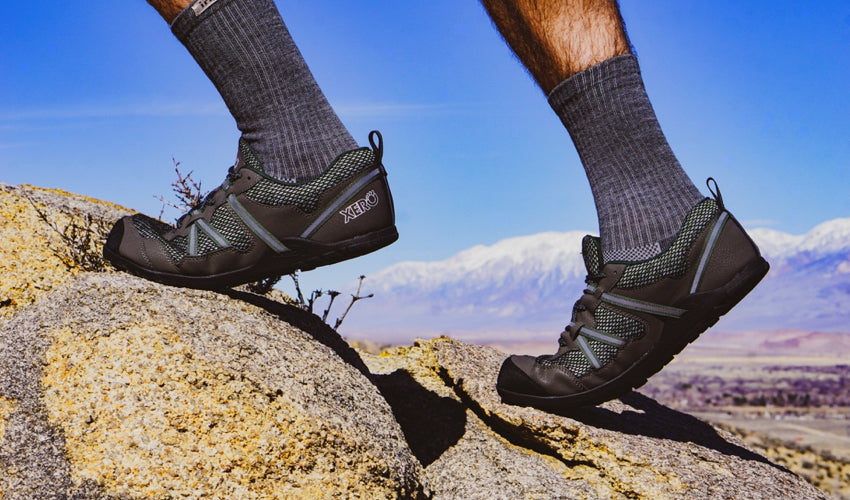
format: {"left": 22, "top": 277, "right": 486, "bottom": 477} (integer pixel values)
{"left": 547, "top": 52, "right": 703, "bottom": 258}
{"left": 547, "top": 54, "right": 642, "bottom": 123}
{"left": 171, "top": 0, "right": 238, "bottom": 39}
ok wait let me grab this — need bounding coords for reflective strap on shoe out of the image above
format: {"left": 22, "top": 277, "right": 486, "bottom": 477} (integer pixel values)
{"left": 601, "top": 292, "right": 687, "bottom": 319}
{"left": 576, "top": 336, "right": 602, "bottom": 369}
{"left": 227, "top": 194, "right": 289, "bottom": 253}
{"left": 689, "top": 211, "right": 730, "bottom": 294}
{"left": 196, "top": 219, "right": 231, "bottom": 249}
{"left": 578, "top": 326, "right": 626, "bottom": 347}
{"left": 188, "top": 223, "right": 198, "bottom": 256}
{"left": 301, "top": 168, "right": 382, "bottom": 238}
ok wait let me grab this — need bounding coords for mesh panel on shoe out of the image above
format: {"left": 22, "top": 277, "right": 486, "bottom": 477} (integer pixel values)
{"left": 210, "top": 205, "right": 251, "bottom": 251}
{"left": 238, "top": 138, "right": 265, "bottom": 172}
{"left": 582, "top": 235, "right": 603, "bottom": 275}
{"left": 131, "top": 215, "right": 187, "bottom": 263}
{"left": 604, "top": 242, "right": 661, "bottom": 263}
{"left": 245, "top": 148, "right": 375, "bottom": 213}
{"left": 541, "top": 350, "right": 593, "bottom": 378}
{"left": 132, "top": 215, "right": 168, "bottom": 240}
{"left": 196, "top": 230, "right": 219, "bottom": 255}
{"left": 538, "top": 305, "right": 644, "bottom": 378}
{"left": 617, "top": 199, "right": 719, "bottom": 289}
{"left": 588, "top": 339, "right": 619, "bottom": 366}
{"left": 595, "top": 305, "right": 644, "bottom": 340}
{"left": 169, "top": 236, "right": 188, "bottom": 260}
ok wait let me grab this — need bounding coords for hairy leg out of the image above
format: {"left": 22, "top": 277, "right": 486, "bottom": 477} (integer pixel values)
{"left": 482, "top": 0, "right": 701, "bottom": 260}
{"left": 488, "top": 1, "right": 768, "bottom": 412}
{"left": 147, "top": 0, "right": 192, "bottom": 23}
{"left": 480, "top": 0, "right": 631, "bottom": 93}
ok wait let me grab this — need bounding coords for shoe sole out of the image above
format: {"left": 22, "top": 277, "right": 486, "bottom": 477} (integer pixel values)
{"left": 104, "top": 225, "right": 398, "bottom": 291}
{"left": 497, "top": 255, "right": 770, "bottom": 410}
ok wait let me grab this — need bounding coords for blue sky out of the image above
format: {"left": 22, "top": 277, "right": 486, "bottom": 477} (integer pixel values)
{"left": 2, "top": 1, "right": 849, "bottom": 293}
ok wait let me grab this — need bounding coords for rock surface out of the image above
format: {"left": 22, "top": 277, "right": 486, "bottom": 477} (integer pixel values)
{"left": 365, "top": 341, "right": 833, "bottom": 499}
{"left": 0, "top": 182, "right": 131, "bottom": 319}
{"left": 1, "top": 273, "right": 424, "bottom": 498}
{"left": 0, "top": 184, "right": 829, "bottom": 499}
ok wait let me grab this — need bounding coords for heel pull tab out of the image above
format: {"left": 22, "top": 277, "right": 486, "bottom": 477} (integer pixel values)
{"left": 706, "top": 177, "right": 725, "bottom": 210}
{"left": 368, "top": 130, "right": 384, "bottom": 165}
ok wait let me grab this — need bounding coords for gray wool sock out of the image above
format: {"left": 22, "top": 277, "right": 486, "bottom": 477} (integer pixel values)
{"left": 171, "top": 0, "right": 357, "bottom": 182}
{"left": 548, "top": 54, "right": 703, "bottom": 262}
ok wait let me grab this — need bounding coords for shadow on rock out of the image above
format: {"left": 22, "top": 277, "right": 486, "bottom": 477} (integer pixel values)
{"left": 373, "top": 369, "right": 467, "bottom": 467}
{"left": 562, "top": 391, "right": 790, "bottom": 473}
{"left": 222, "top": 289, "right": 467, "bottom": 467}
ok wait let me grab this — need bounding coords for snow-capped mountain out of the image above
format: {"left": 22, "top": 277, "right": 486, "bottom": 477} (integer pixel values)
{"left": 371, "top": 231, "right": 588, "bottom": 292}
{"left": 345, "top": 218, "right": 850, "bottom": 344}
{"left": 750, "top": 217, "right": 850, "bottom": 265}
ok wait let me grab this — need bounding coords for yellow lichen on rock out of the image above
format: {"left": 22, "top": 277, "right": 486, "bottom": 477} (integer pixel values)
{"left": 0, "top": 396, "right": 16, "bottom": 445}
{"left": 0, "top": 184, "right": 130, "bottom": 318}
{"left": 0, "top": 189, "right": 72, "bottom": 318}
{"left": 41, "top": 322, "right": 391, "bottom": 499}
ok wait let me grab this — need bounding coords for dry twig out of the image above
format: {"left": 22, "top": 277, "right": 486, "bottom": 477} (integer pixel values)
{"left": 156, "top": 158, "right": 202, "bottom": 220}
{"left": 244, "top": 275, "right": 282, "bottom": 295}
{"left": 26, "top": 197, "right": 110, "bottom": 272}
{"left": 287, "top": 272, "right": 372, "bottom": 330}
{"left": 334, "top": 275, "right": 373, "bottom": 329}
{"left": 289, "top": 272, "right": 307, "bottom": 307}
{"left": 321, "top": 291, "right": 341, "bottom": 323}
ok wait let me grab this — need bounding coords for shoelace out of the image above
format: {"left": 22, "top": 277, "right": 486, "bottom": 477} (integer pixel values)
{"left": 176, "top": 165, "right": 243, "bottom": 228}
{"left": 557, "top": 271, "right": 606, "bottom": 347}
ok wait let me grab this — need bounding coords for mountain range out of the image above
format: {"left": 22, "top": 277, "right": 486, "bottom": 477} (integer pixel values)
{"left": 344, "top": 217, "right": 850, "bottom": 345}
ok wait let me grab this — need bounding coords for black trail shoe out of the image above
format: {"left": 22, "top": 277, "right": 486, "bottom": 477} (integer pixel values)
{"left": 104, "top": 131, "right": 397, "bottom": 290}
{"left": 497, "top": 180, "right": 769, "bottom": 411}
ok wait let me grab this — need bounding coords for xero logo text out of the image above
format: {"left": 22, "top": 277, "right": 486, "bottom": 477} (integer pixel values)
{"left": 340, "top": 190, "right": 379, "bottom": 224}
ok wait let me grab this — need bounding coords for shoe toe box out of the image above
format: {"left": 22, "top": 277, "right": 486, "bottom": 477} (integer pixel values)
{"left": 498, "top": 352, "right": 593, "bottom": 402}
{"left": 104, "top": 215, "right": 181, "bottom": 274}
{"left": 104, "top": 217, "right": 124, "bottom": 255}
{"left": 497, "top": 355, "right": 550, "bottom": 397}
